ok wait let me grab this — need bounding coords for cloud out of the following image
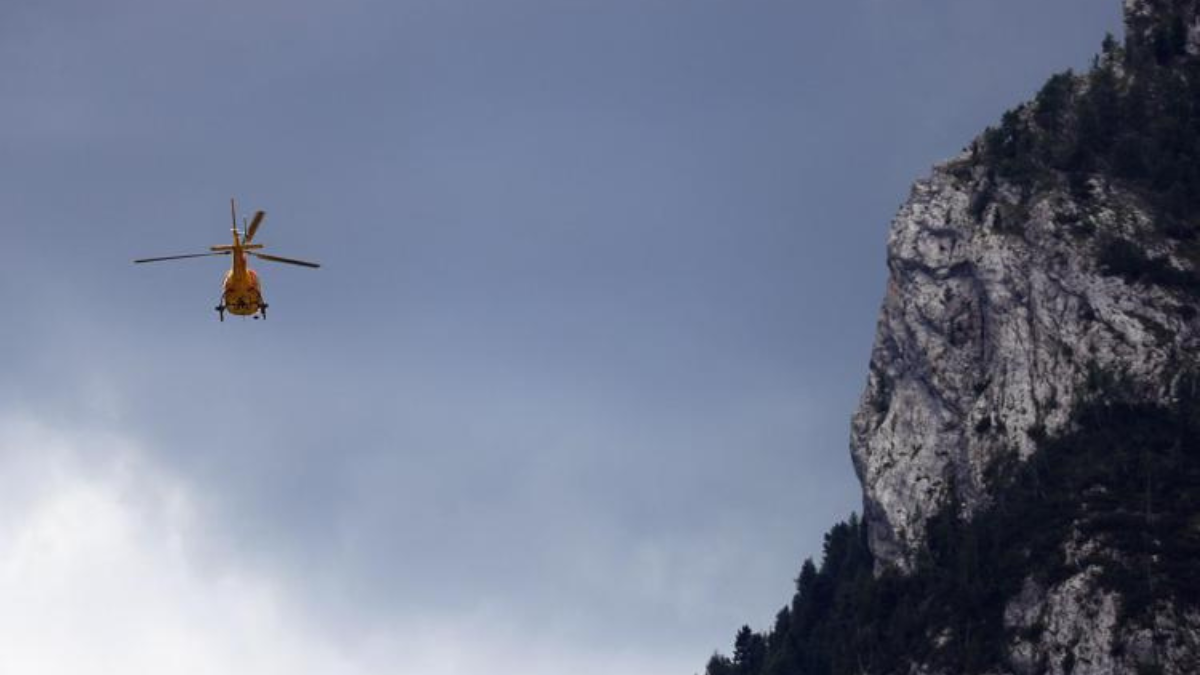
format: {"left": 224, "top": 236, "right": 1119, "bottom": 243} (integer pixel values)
{"left": 0, "top": 414, "right": 364, "bottom": 674}
{"left": 0, "top": 413, "right": 694, "bottom": 675}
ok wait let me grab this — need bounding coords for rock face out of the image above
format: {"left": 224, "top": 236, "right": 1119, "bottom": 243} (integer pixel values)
{"left": 702, "top": 4, "right": 1200, "bottom": 674}
{"left": 850, "top": 159, "right": 1196, "bottom": 570}
{"left": 849, "top": 1, "right": 1200, "bottom": 672}
{"left": 1003, "top": 572, "right": 1200, "bottom": 675}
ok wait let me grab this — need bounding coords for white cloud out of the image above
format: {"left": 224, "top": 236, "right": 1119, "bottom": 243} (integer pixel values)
{"left": 0, "top": 413, "right": 693, "bottom": 675}
{"left": 0, "top": 414, "right": 364, "bottom": 675}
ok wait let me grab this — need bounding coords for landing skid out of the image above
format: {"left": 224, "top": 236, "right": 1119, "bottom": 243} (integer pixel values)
{"left": 215, "top": 302, "right": 267, "bottom": 321}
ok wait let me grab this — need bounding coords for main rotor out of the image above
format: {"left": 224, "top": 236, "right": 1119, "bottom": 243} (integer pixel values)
{"left": 133, "top": 198, "right": 320, "bottom": 269}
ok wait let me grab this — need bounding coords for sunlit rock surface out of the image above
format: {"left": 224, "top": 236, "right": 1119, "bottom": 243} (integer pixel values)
{"left": 852, "top": 154, "right": 1194, "bottom": 569}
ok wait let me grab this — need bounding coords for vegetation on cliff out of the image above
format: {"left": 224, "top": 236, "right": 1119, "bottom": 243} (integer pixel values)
{"left": 980, "top": 3, "right": 1200, "bottom": 245}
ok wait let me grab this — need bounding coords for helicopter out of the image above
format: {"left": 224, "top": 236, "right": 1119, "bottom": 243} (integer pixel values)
{"left": 135, "top": 198, "right": 320, "bottom": 321}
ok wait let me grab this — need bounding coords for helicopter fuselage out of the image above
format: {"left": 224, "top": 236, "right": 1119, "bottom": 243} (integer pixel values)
{"left": 214, "top": 231, "right": 267, "bottom": 318}
{"left": 222, "top": 253, "right": 263, "bottom": 316}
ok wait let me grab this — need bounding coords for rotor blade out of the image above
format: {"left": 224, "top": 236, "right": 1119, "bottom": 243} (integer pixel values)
{"left": 245, "top": 210, "right": 265, "bottom": 243}
{"left": 251, "top": 252, "right": 320, "bottom": 268}
{"left": 134, "top": 252, "right": 231, "bottom": 264}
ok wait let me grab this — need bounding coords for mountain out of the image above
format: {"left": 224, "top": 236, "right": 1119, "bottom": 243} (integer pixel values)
{"left": 704, "top": 1, "right": 1200, "bottom": 673}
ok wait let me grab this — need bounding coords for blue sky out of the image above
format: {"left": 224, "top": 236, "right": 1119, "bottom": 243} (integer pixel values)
{"left": 0, "top": 1, "right": 1122, "bottom": 673}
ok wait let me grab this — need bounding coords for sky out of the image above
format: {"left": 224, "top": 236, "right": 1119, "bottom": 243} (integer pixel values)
{"left": 0, "top": 1, "right": 1123, "bottom": 673}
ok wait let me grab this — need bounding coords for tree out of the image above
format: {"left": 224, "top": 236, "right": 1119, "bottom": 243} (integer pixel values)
{"left": 705, "top": 652, "right": 735, "bottom": 675}
{"left": 733, "top": 625, "right": 766, "bottom": 675}
{"left": 1034, "top": 71, "right": 1074, "bottom": 135}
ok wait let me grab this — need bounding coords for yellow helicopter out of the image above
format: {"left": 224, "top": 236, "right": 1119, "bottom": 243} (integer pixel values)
{"left": 135, "top": 199, "right": 320, "bottom": 321}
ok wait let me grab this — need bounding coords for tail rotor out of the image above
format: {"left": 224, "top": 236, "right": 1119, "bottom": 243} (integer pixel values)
{"left": 230, "top": 197, "right": 265, "bottom": 243}
{"left": 245, "top": 210, "right": 265, "bottom": 243}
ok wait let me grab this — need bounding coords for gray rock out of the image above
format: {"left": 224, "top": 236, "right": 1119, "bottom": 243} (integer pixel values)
{"left": 844, "top": 3, "right": 1200, "bottom": 671}
{"left": 850, "top": 151, "right": 1200, "bottom": 667}
{"left": 852, "top": 151, "right": 1195, "bottom": 571}
{"left": 1003, "top": 569, "right": 1200, "bottom": 675}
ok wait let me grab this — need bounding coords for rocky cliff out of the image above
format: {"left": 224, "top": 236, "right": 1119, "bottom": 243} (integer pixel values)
{"left": 706, "top": 1, "right": 1200, "bottom": 673}
{"left": 850, "top": 149, "right": 1196, "bottom": 571}
{"left": 848, "top": 0, "right": 1200, "bottom": 672}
